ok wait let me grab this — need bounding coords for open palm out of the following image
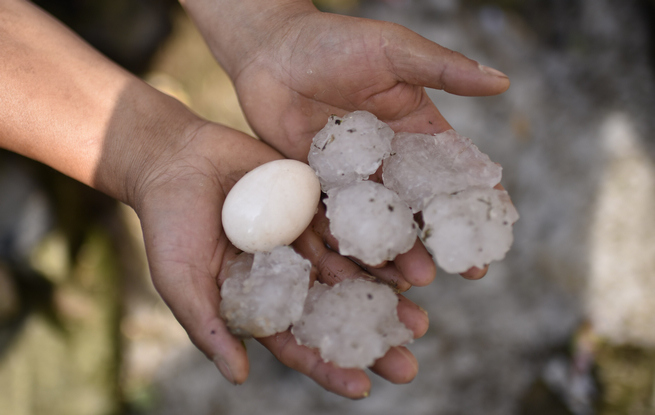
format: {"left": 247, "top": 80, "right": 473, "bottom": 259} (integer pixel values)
{"left": 231, "top": 11, "right": 510, "bottom": 280}
{"left": 135, "top": 122, "right": 429, "bottom": 398}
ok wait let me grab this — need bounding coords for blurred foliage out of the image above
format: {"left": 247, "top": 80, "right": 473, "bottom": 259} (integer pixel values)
{"left": 519, "top": 336, "right": 655, "bottom": 415}
{"left": 31, "top": 0, "right": 177, "bottom": 74}
{"left": 463, "top": 0, "right": 525, "bottom": 10}
{"left": 596, "top": 343, "right": 655, "bottom": 415}
{"left": 0, "top": 224, "right": 123, "bottom": 414}
{"left": 144, "top": 10, "right": 253, "bottom": 134}
{"left": 519, "top": 379, "right": 575, "bottom": 415}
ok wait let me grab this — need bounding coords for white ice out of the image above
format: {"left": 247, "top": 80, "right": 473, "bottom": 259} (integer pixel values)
{"left": 292, "top": 279, "right": 414, "bottom": 368}
{"left": 220, "top": 246, "right": 311, "bottom": 337}
{"left": 308, "top": 111, "right": 394, "bottom": 192}
{"left": 325, "top": 181, "right": 417, "bottom": 266}
{"left": 420, "top": 187, "right": 519, "bottom": 273}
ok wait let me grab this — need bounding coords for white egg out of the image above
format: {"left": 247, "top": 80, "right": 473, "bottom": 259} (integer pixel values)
{"left": 222, "top": 159, "right": 321, "bottom": 253}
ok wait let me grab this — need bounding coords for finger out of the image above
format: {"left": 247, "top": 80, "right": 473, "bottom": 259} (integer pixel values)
{"left": 293, "top": 222, "right": 363, "bottom": 286}
{"left": 368, "top": 296, "right": 425, "bottom": 384}
{"left": 397, "top": 294, "right": 430, "bottom": 338}
{"left": 461, "top": 265, "right": 489, "bottom": 280}
{"left": 307, "top": 201, "right": 340, "bottom": 252}
{"left": 361, "top": 262, "right": 410, "bottom": 292}
{"left": 382, "top": 22, "right": 510, "bottom": 96}
{"left": 216, "top": 244, "right": 248, "bottom": 285}
{"left": 393, "top": 238, "right": 437, "bottom": 287}
{"left": 259, "top": 331, "right": 372, "bottom": 399}
{"left": 301, "top": 235, "right": 411, "bottom": 290}
{"left": 369, "top": 346, "right": 419, "bottom": 384}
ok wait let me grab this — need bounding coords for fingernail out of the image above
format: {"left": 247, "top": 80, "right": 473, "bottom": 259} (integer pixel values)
{"left": 418, "top": 305, "right": 428, "bottom": 316}
{"left": 479, "top": 64, "right": 508, "bottom": 78}
{"left": 214, "top": 356, "right": 236, "bottom": 385}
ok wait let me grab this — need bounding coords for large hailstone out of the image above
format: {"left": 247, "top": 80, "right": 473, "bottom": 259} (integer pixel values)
{"left": 222, "top": 159, "right": 321, "bottom": 253}
{"left": 420, "top": 187, "right": 519, "bottom": 274}
{"left": 325, "top": 181, "right": 416, "bottom": 266}
{"left": 292, "top": 279, "right": 414, "bottom": 369}
{"left": 220, "top": 246, "right": 311, "bottom": 337}
{"left": 308, "top": 111, "right": 394, "bottom": 192}
{"left": 382, "top": 131, "right": 503, "bottom": 212}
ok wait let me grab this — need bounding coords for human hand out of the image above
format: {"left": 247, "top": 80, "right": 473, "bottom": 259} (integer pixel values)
{"left": 182, "top": 0, "right": 509, "bottom": 281}
{"left": 133, "top": 121, "right": 429, "bottom": 398}
{"left": 0, "top": 0, "right": 427, "bottom": 397}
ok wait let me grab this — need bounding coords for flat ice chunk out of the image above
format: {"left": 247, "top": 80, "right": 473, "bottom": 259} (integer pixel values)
{"left": 308, "top": 111, "right": 394, "bottom": 192}
{"left": 292, "top": 279, "right": 413, "bottom": 369}
{"left": 382, "top": 130, "right": 502, "bottom": 212}
{"left": 220, "top": 246, "right": 311, "bottom": 337}
{"left": 421, "top": 187, "right": 519, "bottom": 273}
{"left": 325, "top": 181, "right": 416, "bottom": 265}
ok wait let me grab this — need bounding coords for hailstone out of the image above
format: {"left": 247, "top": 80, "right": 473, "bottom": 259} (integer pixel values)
{"left": 420, "top": 187, "right": 519, "bottom": 273}
{"left": 220, "top": 246, "right": 311, "bottom": 337}
{"left": 325, "top": 181, "right": 417, "bottom": 266}
{"left": 292, "top": 279, "right": 414, "bottom": 369}
{"left": 383, "top": 131, "right": 503, "bottom": 212}
{"left": 308, "top": 111, "right": 394, "bottom": 192}
{"left": 222, "top": 159, "right": 321, "bottom": 253}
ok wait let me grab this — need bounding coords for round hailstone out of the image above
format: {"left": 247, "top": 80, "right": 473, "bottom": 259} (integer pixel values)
{"left": 308, "top": 111, "right": 394, "bottom": 192}
{"left": 420, "top": 187, "right": 519, "bottom": 274}
{"left": 292, "top": 279, "right": 414, "bottom": 369}
{"left": 382, "top": 130, "right": 503, "bottom": 212}
{"left": 220, "top": 246, "right": 311, "bottom": 337}
{"left": 325, "top": 181, "right": 416, "bottom": 266}
{"left": 222, "top": 159, "right": 321, "bottom": 253}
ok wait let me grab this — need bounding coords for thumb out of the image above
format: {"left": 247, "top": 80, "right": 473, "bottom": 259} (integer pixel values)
{"left": 382, "top": 22, "right": 510, "bottom": 96}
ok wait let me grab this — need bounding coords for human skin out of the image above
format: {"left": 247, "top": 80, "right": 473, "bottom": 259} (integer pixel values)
{"left": 180, "top": 0, "right": 510, "bottom": 283}
{"left": 176, "top": 0, "right": 512, "bottom": 395}
{"left": 0, "top": 0, "right": 435, "bottom": 399}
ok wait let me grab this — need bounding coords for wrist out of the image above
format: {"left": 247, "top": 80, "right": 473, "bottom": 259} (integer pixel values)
{"left": 0, "top": 0, "right": 203, "bottom": 209}
{"left": 180, "top": 0, "right": 318, "bottom": 79}
{"left": 95, "top": 85, "right": 204, "bottom": 209}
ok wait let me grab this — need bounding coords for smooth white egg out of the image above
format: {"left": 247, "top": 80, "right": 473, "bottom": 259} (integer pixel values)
{"left": 222, "top": 159, "right": 321, "bottom": 253}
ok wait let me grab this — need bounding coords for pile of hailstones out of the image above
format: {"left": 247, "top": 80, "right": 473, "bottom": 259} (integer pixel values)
{"left": 220, "top": 111, "right": 518, "bottom": 369}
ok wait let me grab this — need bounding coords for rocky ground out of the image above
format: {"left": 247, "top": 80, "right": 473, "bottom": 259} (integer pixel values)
{"left": 1, "top": 0, "right": 655, "bottom": 414}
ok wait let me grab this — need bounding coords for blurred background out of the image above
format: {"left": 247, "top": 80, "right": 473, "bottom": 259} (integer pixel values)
{"left": 1, "top": 0, "right": 655, "bottom": 414}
